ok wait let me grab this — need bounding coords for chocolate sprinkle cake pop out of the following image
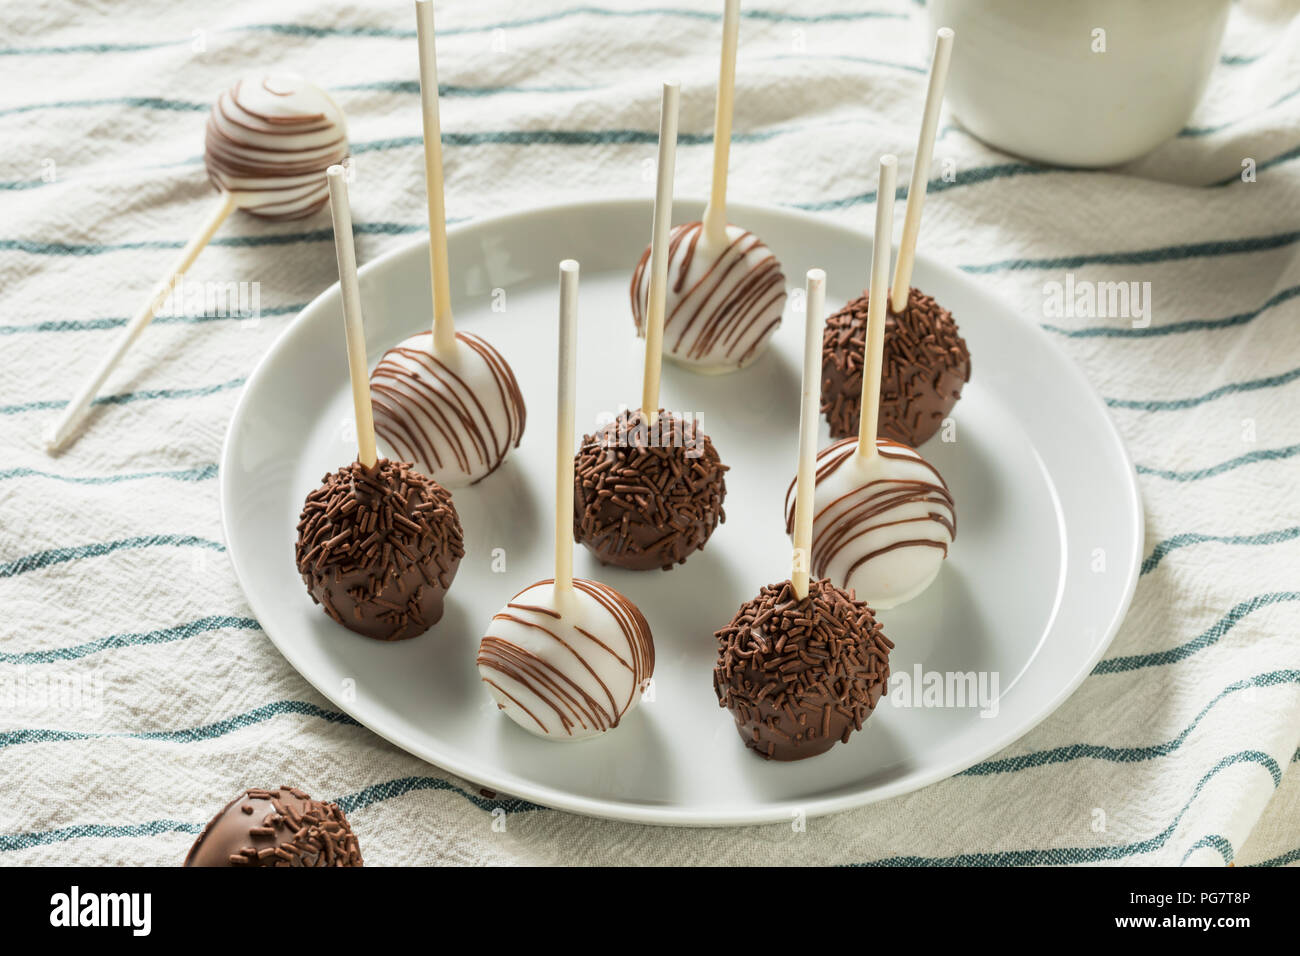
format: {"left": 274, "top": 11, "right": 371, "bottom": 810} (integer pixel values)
{"left": 204, "top": 73, "right": 349, "bottom": 221}
{"left": 573, "top": 409, "right": 728, "bottom": 571}
{"left": 821, "top": 286, "right": 970, "bottom": 447}
{"left": 631, "top": 221, "right": 786, "bottom": 371}
{"left": 295, "top": 458, "right": 463, "bottom": 641}
{"left": 714, "top": 578, "right": 892, "bottom": 761}
{"left": 185, "top": 786, "right": 363, "bottom": 867}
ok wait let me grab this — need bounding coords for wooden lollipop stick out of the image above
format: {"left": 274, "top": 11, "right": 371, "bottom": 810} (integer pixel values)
{"left": 640, "top": 80, "right": 680, "bottom": 428}
{"left": 555, "top": 259, "right": 580, "bottom": 592}
{"left": 889, "top": 27, "right": 954, "bottom": 314}
{"left": 415, "top": 0, "right": 456, "bottom": 354}
{"left": 792, "top": 268, "right": 827, "bottom": 601}
{"left": 43, "top": 191, "right": 237, "bottom": 453}
{"left": 326, "top": 166, "right": 378, "bottom": 468}
{"left": 859, "top": 155, "right": 898, "bottom": 458}
{"left": 701, "top": 0, "right": 741, "bottom": 247}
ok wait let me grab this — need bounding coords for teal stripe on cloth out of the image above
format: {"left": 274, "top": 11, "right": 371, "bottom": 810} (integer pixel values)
{"left": 0, "top": 303, "right": 304, "bottom": 335}
{"left": 0, "top": 534, "right": 225, "bottom": 580}
{"left": 0, "top": 377, "right": 245, "bottom": 414}
{"left": 1106, "top": 365, "right": 1300, "bottom": 411}
{"left": 0, "top": 700, "right": 357, "bottom": 751}
{"left": 1043, "top": 283, "right": 1300, "bottom": 339}
{"left": 1142, "top": 527, "right": 1300, "bottom": 575}
{"left": 960, "top": 671, "right": 1299, "bottom": 776}
{"left": 1182, "top": 834, "right": 1234, "bottom": 864}
{"left": 849, "top": 750, "right": 1282, "bottom": 866}
{"left": 0, "top": 820, "right": 199, "bottom": 853}
{"left": 1135, "top": 444, "right": 1300, "bottom": 481}
{"left": 1093, "top": 593, "right": 1300, "bottom": 675}
{"left": 0, "top": 614, "right": 258, "bottom": 665}
{"left": 0, "top": 463, "right": 218, "bottom": 485}
{"left": 961, "top": 229, "right": 1300, "bottom": 274}
{"left": 335, "top": 775, "right": 544, "bottom": 816}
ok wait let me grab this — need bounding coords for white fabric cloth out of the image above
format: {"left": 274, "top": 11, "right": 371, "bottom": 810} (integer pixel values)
{"left": 1, "top": 0, "right": 1298, "bottom": 866}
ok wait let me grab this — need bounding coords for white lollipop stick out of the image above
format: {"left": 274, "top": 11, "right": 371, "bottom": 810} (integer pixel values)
{"left": 641, "top": 80, "right": 680, "bottom": 428}
{"left": 415, "top": 0, "right": 456, "bottom": 354}
{"left": 859, "top": 155, "right": 898, "bottom": 459}
{"left": 701, "top": 0, "right": 740, "bottom": 247}
{"left": 326, "top": 166, "right": 378, "bottom": 468}
{"left": 43, "top": 192, "right": 237, "bottom": 453}
{"left": 555, "top": 259, "right": 579, "bottom": 593}
{"left": 792, "top": 268, "right": 827, "bottom": 601}
{"left": 889, "top": 27, "right": 954, "bottom": 314}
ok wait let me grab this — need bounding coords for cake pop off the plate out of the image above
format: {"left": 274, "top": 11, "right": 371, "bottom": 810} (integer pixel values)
{"left": 715, "top": 268, "right": 892, "bottom": 761}
{"left": 574, "top": 82, "right": 729, "bottom": 571}
{"left": 369, "top": 0, "right": 525, "bottom": 488}
{"left": 630, "top": 0, "right": 786, "bottom": 373}
{"left": 295, "top": 167, "right": 463, "bottom": 642}
{"left": 820, "top": 29, "right": 970, "bottom": 448}
{"left": 45, "top": 72, "right": 349, "bottom": 452}
{"left": 793, "top": 157, "right": 955, "bottom": 611}
{"left": 477, "top": 261, "right": 655, "bottom": 740}
{"left": 185, "top": 786, "right": 363, "bottom": 867}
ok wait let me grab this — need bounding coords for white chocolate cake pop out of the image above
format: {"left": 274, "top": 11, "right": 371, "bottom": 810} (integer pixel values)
{"left": 205, "top": 72, "right": 349, "bottom": 221}
{"left": 478, "top": 260, "right": 655, "bottom": 740}
{"left": 628, "top": 0, "right": 786, "bottom": 373}
{"left": 631, "top": 222, "right": 786, "bottom": 371}
{"left": 369, "top": 1, "right": 525, "bottom": 488}
{"left": 478, "top": 577, "right": 654, "bottom": 739}
{"left": 785, "top": 437, "right": 954, "bottom": 610}
{"left": 369, "top": 330, "right": 525, "bottom": 488}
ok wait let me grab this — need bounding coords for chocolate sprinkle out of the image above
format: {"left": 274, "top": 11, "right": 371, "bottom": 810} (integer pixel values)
{"left": 295, "top": 458, "right": 464, "bottom": 641}
{"left": 713, "top": 578, "right": 892, "bottom": 761}
{"left": 821, "top": 286, "right": 971, "bottom": 447}
{"left": 573, "top": 409, "right": 728, "bottom": 571}
{"left": 184, "top": 786, "right": 363, "bottom": 867}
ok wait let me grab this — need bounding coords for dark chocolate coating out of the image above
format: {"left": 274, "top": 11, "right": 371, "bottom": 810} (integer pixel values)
{"left": 184, "top": 786, "right": 363, "bottom": 867}
{"left": 573, "top": 409, "right": 727, "bottom": 571}
{"left": 295, "top": 458, "right": 463, "bottom": 641}
{"left": 821, "top": 286, "right": 970, "bottom": 447}
{"left": 714, "top": 578, "right": 892, "bottom": 761}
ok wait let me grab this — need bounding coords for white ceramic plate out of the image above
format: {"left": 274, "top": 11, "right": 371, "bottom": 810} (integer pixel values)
{"left": 220, "top": 199, "right": 1142, "bottom": 826}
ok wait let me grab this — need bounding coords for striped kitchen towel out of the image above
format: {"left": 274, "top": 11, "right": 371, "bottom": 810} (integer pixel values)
{"left": 0, "top": 0, "right": 1297, "bottom": 865}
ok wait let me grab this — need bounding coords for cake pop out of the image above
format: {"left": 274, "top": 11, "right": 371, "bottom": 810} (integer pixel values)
{"left": 185, "top": 786, "right": 363, "bottom": 867}
{"left": 820, "top": 29, "right": 969, "bottom": 448}
{"left": 796, "top": 157, "right": 955, "bottom": 610}
{"left": 295, "top": 167, "right": 463, "bottom": 642}
{"left": 714, "top": 269, "right": 892, "bottom": 761}
{"left": 575, "top": 81, "right": 729, "bottom": 571}
{"left": 629, "top": 0, "right": 787, "bottom": 372}
{"left": 369, "top": 0, "right": 525, "bottom": 488}
{"left": 46, "top": 71, "right": 349, "bottom": 452}
{"left": 477, "top": 261, "right": 655, "bottom": 740}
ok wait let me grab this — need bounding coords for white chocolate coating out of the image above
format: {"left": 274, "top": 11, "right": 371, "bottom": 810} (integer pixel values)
{"left": 477, "top": 579, "right": 655, "bottom": 740}
{"left": 204, "top": 72, "right": 349, "bottom": 220}
{"left": 785, "top": 437, "right": 955, "bottom": 609}
{"left": 631, "top": 221, "right": 786, "bottom": 373}
{"left": 369, "top": 330, "right": 526, "bottom": 488}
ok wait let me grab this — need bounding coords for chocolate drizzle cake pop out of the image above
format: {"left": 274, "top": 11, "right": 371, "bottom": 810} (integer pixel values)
{"left": 296, "top": 458, "right": 463, "bottom": 640}
{"left": 477, "top": 261, "right": 656, "bottom": 740}
{"left": 185, "top": 787, "right": 363, "bottom": 867}
{"left": 368, "top": 1, "right": 525, "bottom": 488}
{"left": 714, "top": 578, "right": 892, "bottom": 760}
{"left": 821, "top": 286, "right": 970, "bottom": 446}
{"left": 716, "top": 268, "right": 892, "bottom": 761}
{"left": 205, "top": 73, "right": 349, "bottom": 221}
{"left": 629, "top": 0, "right": 787, "bottom": 373}
{"left": 574, "top": 409, "right": 727, "bottom": 570}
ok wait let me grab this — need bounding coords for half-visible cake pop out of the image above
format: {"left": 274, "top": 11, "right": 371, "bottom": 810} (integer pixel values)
{"left": 715, "top": 269, "right": 892, "bottom": 761}
{"left": 369, "top": 0, "right": 525, "bottom": 487}
{"left": 295, "top": 167, "right": 463, "bottom": 642}
{"left": 820, "top": 29, "right": 969, "bottom": 448}
{"left": 575, "top": 82, "right": 729, "bottom": 571}
{"left": 793, "top": 157, "right": 955, "bottom": 610}
{"left": 185, "top": 786, "right": 363, "bottom": 867}
{"left": 46, "top": 71, "right": 349, "bottom": 452}
{"left": 477, "top": 261, "right": 655, "bottom": 740}
{"left": 630, "top": 0, "right": 786, "bottom": 373}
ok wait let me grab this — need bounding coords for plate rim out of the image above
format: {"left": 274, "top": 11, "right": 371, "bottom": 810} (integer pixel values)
{"left": 219, "top": 196, "right": 1144, "bottom": 827}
